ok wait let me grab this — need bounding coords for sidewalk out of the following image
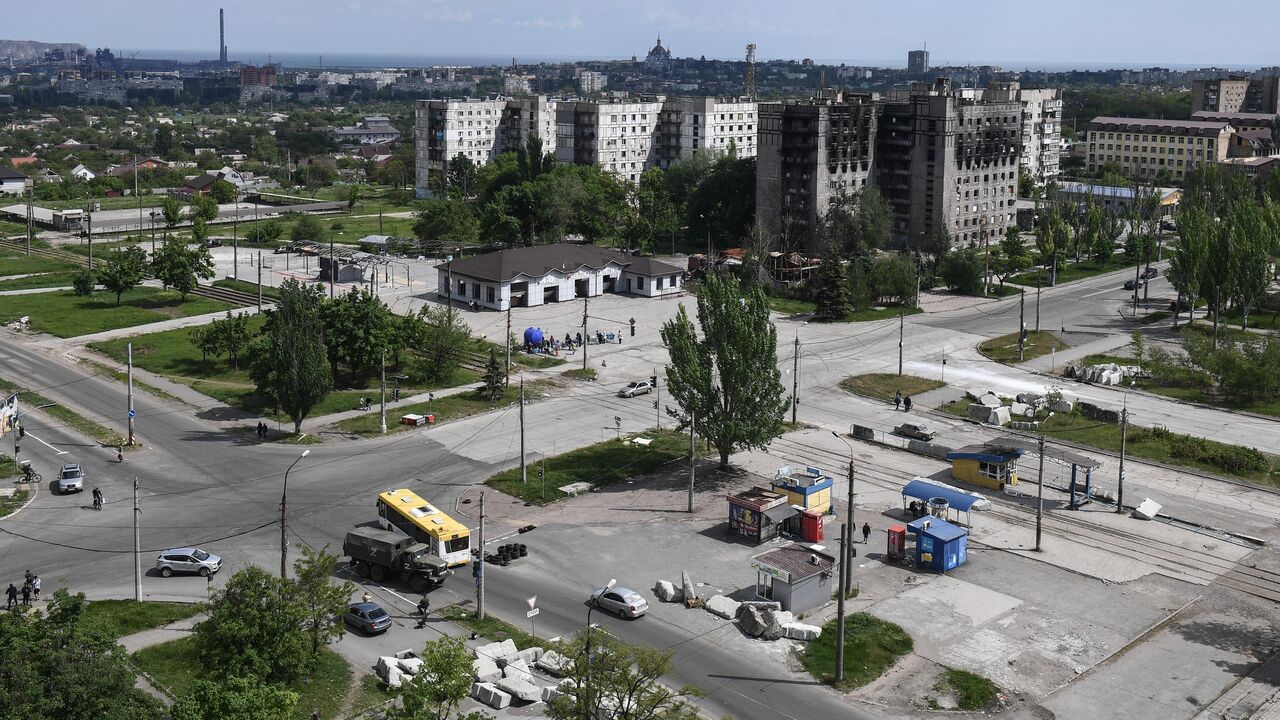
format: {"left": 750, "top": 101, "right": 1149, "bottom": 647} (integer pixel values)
{"left": 1018, "top": 332, "right": 1133, "bottom": 372}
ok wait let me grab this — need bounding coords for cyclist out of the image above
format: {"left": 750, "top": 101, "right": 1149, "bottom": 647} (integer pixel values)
{"left": 92, "top": 487, "right": 103, "bottom": 511}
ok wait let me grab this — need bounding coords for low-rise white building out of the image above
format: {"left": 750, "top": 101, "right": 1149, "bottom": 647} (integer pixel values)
{"left": 0, "top": 167, "right": 29, "bottom": 195}
{"left": 436, "top": 243, "right": 683, "bottom": 311}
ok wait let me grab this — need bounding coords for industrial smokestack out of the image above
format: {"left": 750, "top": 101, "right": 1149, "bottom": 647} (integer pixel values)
{"left": 219, "top": 9, "right": 227, "bottom": 64}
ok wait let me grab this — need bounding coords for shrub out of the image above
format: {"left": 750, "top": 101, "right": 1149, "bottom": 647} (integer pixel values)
{"left": 72, "top": 269, "right": 95, "bottom": 296}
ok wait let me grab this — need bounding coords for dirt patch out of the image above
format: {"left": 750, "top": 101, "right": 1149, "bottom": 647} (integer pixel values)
{"left": 855, "top": 653, "right": 958, "bottom": 710}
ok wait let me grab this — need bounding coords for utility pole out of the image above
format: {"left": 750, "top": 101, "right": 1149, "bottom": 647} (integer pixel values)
{"left": 135, "top": 158, "right": 142, "bottom": 250}
{"left": 582, "top": 297, "right": 589, "bottom": 371}
{"left": 687, "top": 411, "right": 695, "bottom": 513}
{"left": 476, "top": 493, "right": 486, "bottom": 619}
{"left": 379, "top": 350, "right": 387, "bottom": 434}
{"left": 1018, "top": 290, "right": 1026, "bottom": 363}
{"left": 519, "top": 376, "right": 527, "bottom": 484}
{"left": 1035, "top": 433, "right": 1045, "bottom": 551}
{"left": 654, "top": 367, "right": 660, "bottom": 430}
{"left": 25, "top": 186, "right": 33, "bottom": 256}
{"left": 1035, "top": 267, "right": 1042, "bottom": 332}
{"left": 126, "top": 342, "right": 135, "bottom": 446}
{"left": 256, "top": 252, "right": 262, "bottom": 310}
{"left": 329, "top": 240, "right": 336, "bottom": 299}
{"left": 505, "top": 307, "right": 512, "bottom": 387}
{"left": 232, "top": 195, "right": 239, "bottom": 281}
{"left": 844, "top": 464, "right": 855, "bottom": 597}
{"left": 898, "top": 307, "right": 905, "bottom": 376}
{"left": 133, "top": 477, "right": 141, "bottom": 602}
{"left": 791, "top": 335, "right": 799, "bottom": 423}
{"left": 835, "top": 523, "right": 846, "bottom": 682}
{"left": 86, "top": 209, "right": 93, "bottom": 270}
{"left": 1117, "top": 403, "right": 1129, "bottom": 514}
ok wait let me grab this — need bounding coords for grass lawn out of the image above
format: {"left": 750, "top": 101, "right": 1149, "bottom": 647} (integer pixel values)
{"left": 0, "top": 375, "right": 128, "bottom": 448}
{"left": 62, "top": 239, "right": 142, "bottom": 258}
{"left": 83, "top": 599, "right": 201, "bottom": 639}
{"left": 213, "top": 277, "right": 283, "bottom": 300}
{"left": 0, "top": 219, "right": 32, "bottom": 236}
{"left": 1039, "top": 411, "right": 1278, "bottom": 487}
{"left": 44, "top": 196, "right": 166, "bottom": 211}
{"left": 0, "top": 490, "right": 29, "bottom": 518}
{"left": 983, "top": 284, "right": 1024, "bottom": 298}
{"left": 801, "top": 614, "right": 914, "bottom": 690}
{"left": 0, "top": 247, "right": 80, "bottom": 276}
{"left": 332, "top": 381, "right": 532, "bottom": 436}
{"left": 1008, "top": 252, "right": 1138, "bottom": 287}
{"left": 768, "top": 296, "right": 816, "bottom": 315}
{"left": 0, "top": 271, "right": 81, "bottom": 290}
{"left": 942, "top": 668, "right": 1000, "bottom": 710}
{"left": 486, "top": 428, "right": 695, "bottom": 504}
{"left": 440, "top": 605, "right": 540, "bottom": 649}
{"left": 840, "top": 373, "right": 944, "bottom": 403}
{"left": 978, "top": 330, "right": 1068, "bottom": 364}
{"left": 0, "top": 287, "right": 230, "bottom": 338}
{"left": 562, "top": 367, "right": 598, "bottom": 381}
{"left": 132, "top": 637, "right": 359, "bottom": 720}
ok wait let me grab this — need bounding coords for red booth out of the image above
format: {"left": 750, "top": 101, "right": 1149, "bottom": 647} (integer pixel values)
{"left": 800, "top": 509, "right": 825, "bottom": 542}
{"left": 886, "top": 524, "right": 907, "bottom": 562}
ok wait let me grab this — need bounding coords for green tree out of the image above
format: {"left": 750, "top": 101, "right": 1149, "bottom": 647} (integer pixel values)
{"left": 389, "top": 635, "right": 478, "bottom": 720}
{"left": 941, "top": 249, "right": 984, "bottom": 295}
{"left": 247, "top": 279, "right": 333, "bottom": 433}
{"left": 252, "top": 134, "right": 278, "bottom": 163}
{"left": 546, "top": 632, "right": 701, "bottom": 720}
{"left": 190, "top": 321, "right": 223, "bottom": 365}
{"left": 190, "top": 216, "right": 210, "bottom": 245}
{"left": 661, "top": 273, "right": 788, "bottom": 470}
{"left": 445, "top": 153, "right": 479, "bottom": 199}
{"left": 220, "top": 311, "right": 254, "bottom": 369}
{"left": 414, "top": 198, "right": 480, "bottom": 248}
{"left": 160, "top": 195, "right": 184, "bottom": 238}
{"left": 1170, "top": 203, "right": 1211, "bottom": 325}
{"left": 194, "top": 566, "right": 311, "bottom": 683}
{"left": 922, "top": 225, "right": 952, "bottom": 284}
{"left": 71, "top": 268, "right": 96, "bottom": 297}
{"left": 151, "top": 236, "right": 214, "bottom": 299}
{"left": 322, "top": 287, "right": 393, "bottom": 380}
{"left": 246, "top": 219, "right": 284, "bottom": 244}
{"left": 290, "top": 214, "right": 326, "bottom": 244}
{"left": 0, "top": 590, "right": 165, "bottom": 720}
{"left": 210, "top": 179, "right": 237, "bottom": 204}
{"left": 345, "top": 184, "right": 361, "bottom": 210}
{"left": 481, "top": 347, "right": 505, "bottom": 400}
{"left": 411, "top": 305, "right": 471, "bottom": 384}
{"left": 1018, "top": 169, "right": 1036, "bottom": 198}
{"left": 811, "top": 242, "right": 851, "bottom": 321}
{"left": 191, "top": 194, "right": 220, "bottom": 223}
{"left": 170, "top": 676, "right": 297, "bottom": 720}
{"left": 993, "top": 228, "right": 1031, "bottom": 287}
{"left": 872, "top": 254, "right": 918, "bottom": 306}
{"left": 154, "top": 124, "right": 176, "bottom": 158}
{"left": 97, "top": 245, "right": 148, "bottom": 305}
{"left": 292, "top": 545, "right": 354, "bottom": 662}
{"left": 1035, "top": 209, "right": 1065, "bottom": 285}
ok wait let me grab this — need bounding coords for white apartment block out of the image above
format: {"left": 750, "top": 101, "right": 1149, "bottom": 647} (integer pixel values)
{"left": 668, "top": 97, "right": 758, "bottom": 163}
{"left": 1017, "top": 88, "right": 1063, "bottom": 184}
{"left": 414, "top": 96, "right": 558, "bottom": 197}
{"left": 556, "top": 99, "right": 664, "bottom": 183}
{"left": 578, "top": 70, "right": 608, "bottom": 94}
{"left": 503, "top": 74, "right": 533, "bottom": 95}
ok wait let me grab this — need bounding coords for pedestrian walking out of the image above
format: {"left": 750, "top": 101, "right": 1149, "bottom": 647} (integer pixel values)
{"left": 31, "top": 576, "right": 40, "bottom": 602}
{"left": 23, "top": 570, "right": 32, "bottom": 587}
{"left": 5, "top": 583, "right": 16, "bottom": 610}
{"left": 20, "top": 584, "right": 30, "bottom": 607}
{"left": 903, "top": 396, "right": 913, "bottom": 413}
{"left": 894, "top": 391, "right": 902, "bottom": 411}
{"left": 862, "top": 522, "right": 871, "bottom": 544}
{"left": 117, "top": 445, "right": 124, "bottom": 463}
{"left": 415, "top": 595, "right": 431, "bottom": 628}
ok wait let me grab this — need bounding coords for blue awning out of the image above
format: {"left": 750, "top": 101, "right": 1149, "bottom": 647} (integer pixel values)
{"left": 901, "top": 479, "right": 990, "bottom": 512}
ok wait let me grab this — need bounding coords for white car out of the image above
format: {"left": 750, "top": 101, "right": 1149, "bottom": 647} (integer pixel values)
{"left": 57, "top": 463, "right": 84, "bottom": 494}
{"left": 590, "top": 585, "right": 649, "bottom": 618}
{"left": 617, "top": 381, "right": 653, "bottom": 398}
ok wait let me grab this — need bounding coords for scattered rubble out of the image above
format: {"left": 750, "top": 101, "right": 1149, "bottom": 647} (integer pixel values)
{"left": 1063, "top": 362, "right": 1142, "bottom": 386}
{"left": 653, "top": 580, "right": 683, "bottom": 602}
{"left": 471, "top": 682, "right": 513, "bottom": 709}
{"left": 705, "top": 594, "right": 740, "bottom": 619}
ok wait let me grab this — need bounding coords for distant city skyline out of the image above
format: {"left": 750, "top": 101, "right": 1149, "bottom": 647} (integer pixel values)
{"left": 9, "top": 0, "right": 1280, "bottom": 69}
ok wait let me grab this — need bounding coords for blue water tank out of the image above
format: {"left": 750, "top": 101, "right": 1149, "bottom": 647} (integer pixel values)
{"left": 523, "top": 327, "right": 543, "bottom": 346}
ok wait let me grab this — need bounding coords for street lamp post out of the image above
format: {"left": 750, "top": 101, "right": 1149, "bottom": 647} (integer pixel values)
{"left": 10, "top": 401, "right": 58, "bottom": 476}
{"left": 279, "top": 449, "right": 311, "bottom": 579}
{"left": 1035, "top": 412, "right": 1054, "bottom": 552}
{"left": 584, "top": 577, "right": 616, "bottom": 717}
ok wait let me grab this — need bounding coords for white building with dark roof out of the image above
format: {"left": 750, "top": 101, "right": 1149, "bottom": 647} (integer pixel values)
{"left": 436, "top": 243, "right": 684, "bottom": 311}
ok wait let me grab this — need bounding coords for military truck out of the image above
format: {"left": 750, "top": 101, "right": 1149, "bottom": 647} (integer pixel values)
{"left": 344, "top": 526, "right": 452, "bottom": 592}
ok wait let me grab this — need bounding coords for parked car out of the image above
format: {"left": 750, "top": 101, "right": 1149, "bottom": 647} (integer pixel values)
{"left": 1161, "top": 218, "right": 1178, "bottom": 232}
{"left": 617, "top": 380, "right": 653, "bottom": 398}
{"left": 155, "top": 547, "right": 223, "bottom": 578}
{"left": 343, "top": 602, "right": 392, "bottom": 635}
{"left": 590, "top": 585, "right": 649, "bottom": 618}
{"left": 1123, "top": 278, "right": 1145, "bottom": 291}
{"left": 203, "top": 239, "right": 222, "bottom": 248}
{"left": 1141, "top": 267, "right": 1159, "bottom": 280}
{"left": 894, "top": 422, "right": 935, "bottom": 441}
{"left": 57, "top": 463, "right": 84, "bottom": 494}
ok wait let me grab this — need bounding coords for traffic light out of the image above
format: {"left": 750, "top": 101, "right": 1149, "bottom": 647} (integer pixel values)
{"left": 650, "top": 375, "right": 658, "bottom": 387}
{"left": 629, "top": 318, "right": 636, "bottom": 336}
{"left": 17, "top": 425, "right": 24, "bottom": 439}
{"left": 472, "top": 561, "right": 481, "bottom": 578}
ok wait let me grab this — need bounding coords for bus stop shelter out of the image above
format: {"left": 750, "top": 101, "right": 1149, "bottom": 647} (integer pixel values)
{"left": 991, "top": 436, "right": 1103, "bottom": 509}
{"left": 901, "top": 478, "right": 991, "bottom": 526}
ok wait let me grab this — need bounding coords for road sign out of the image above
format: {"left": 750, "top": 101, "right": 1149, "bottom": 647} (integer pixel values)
{"left": 526, "top": 595, "right": 537, "bottom": 610}
{"left": 128, "top": 410, "right": 136, "bottom": 418}
{"left": 526, "top": 608, "right": 540, "bottom": 618}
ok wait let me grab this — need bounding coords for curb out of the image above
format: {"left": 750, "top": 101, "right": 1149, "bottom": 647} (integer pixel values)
{"left": 0, "top": 482, "right": 38, "bottom": 521}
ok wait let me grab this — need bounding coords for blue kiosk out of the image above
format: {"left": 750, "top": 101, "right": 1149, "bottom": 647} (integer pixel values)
{"left": 906, "top": 516, "right": 968, "bottom": 573}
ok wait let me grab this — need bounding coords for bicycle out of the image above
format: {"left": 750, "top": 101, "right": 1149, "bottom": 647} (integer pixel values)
{"left": 92, "top": 494, "right": 103, "bottom": 512}
{"left": 21, "top": 467, "right": 41, "bottom": 484}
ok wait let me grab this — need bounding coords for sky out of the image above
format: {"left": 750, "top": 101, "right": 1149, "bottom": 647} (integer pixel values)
{"left": 8, "top": 0, "right": 1279, "bottom": 69}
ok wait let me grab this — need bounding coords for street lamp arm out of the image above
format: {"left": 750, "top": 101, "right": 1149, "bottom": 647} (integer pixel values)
{"left": 15, "top": 402, "right": 58, "bottom": 420}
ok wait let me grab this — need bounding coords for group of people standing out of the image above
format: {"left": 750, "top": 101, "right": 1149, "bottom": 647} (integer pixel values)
{"left": 5, "top": 571, "right": 41, "bottom": 609}
{"left": 893, "top": 391, "right": 914, "bottom": 413}
{"left": 255, "top": 421, "right": 270, "bottom": 439}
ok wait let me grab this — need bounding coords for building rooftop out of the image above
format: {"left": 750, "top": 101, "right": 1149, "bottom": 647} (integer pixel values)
{"left": 0, "top": 166, "right": 26, "bottom": 180}
{"left": 1088, "top": 116, "right": 1232, "bottom": 135}
{"left": 752, "top": 543, "right": 835, "bottom": 583}
{"left": 1192, "top": 110, "right": 1278, "bottom": 123}
{"left": 441, "top": 243, "right": 681, "bottom": 283}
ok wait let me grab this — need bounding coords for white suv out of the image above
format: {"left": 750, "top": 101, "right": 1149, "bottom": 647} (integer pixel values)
{"left": 57, "top": 464, "right": 84, "bottom": 494}
{"left": 155, "top": 547, "right": 223, "bottom": 578}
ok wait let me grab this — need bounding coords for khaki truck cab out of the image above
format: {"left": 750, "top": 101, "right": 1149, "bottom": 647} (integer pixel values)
{"left": 344, "top": 526, "right": 452, "bottom": 592}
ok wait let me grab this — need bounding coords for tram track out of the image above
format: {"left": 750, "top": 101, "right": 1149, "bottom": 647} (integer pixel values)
{"left": 766, "top": 433, "right": 1280, "bottom": 605}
